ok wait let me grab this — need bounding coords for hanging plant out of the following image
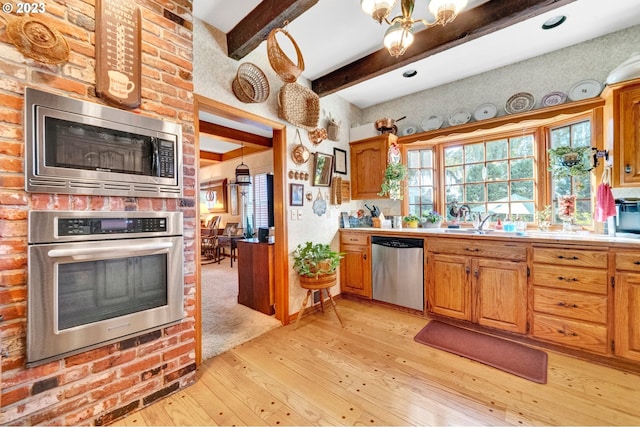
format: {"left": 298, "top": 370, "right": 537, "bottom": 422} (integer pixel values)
{"left": 547, "top": 145, "right": 593, "bottom": 179}
{"left": 378, "top": 161, "right": 407, "bottom": 200}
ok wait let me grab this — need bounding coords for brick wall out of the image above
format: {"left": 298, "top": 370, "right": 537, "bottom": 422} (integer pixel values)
{"left": 0, "top": 0, "right": 196, "bottom": 424}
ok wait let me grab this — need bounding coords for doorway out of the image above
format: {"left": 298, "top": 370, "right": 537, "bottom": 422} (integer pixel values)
{"left": 194, "top": 95, "right": 289, "bottom": 365}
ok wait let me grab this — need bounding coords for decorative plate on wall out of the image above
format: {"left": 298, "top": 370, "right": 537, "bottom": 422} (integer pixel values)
{"left": 568, "top": 79, "right": 602, "bottom": 101}
{"left": 541, "top": 91, "right": 567, "bottom": 107}
{"left": 505, "top": 92, "right": 535, "bottom": 114}
{"left": 420, "top": 115, "right": 444, "bottom": 131}
{"left": 473, "top": 103, "right": 498, "bottom": 121}
{"left": 448, "top": 109, "right": 472, "bottom": 126}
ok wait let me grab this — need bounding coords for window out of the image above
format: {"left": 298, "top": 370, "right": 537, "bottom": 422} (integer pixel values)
{"left": 442, "top": 134, "right": 536, "bottom": 222}
{"left": 549, "top": 120, "right": 593, "bottom": 226}
{"left": 242, "top": 173, "right": 274, "bottom": 234}
{"left": 407, "top": 149, "right": 435, "bottom": 217}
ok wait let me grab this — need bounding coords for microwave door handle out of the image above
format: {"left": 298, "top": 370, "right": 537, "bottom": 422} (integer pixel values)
{"left": 151, "top": 138, "right": 160, "bottom": 176}
{"left": 47, "top": 241, "right": 173, "bottom": 259}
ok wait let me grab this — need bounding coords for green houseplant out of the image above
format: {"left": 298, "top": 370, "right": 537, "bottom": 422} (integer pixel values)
{"left": 421, "top": 210, "right": 443, "bottom": 228}
{"left": 378, "top": 161, "right": 407, "bottom": 200}
{"left": 403, "top": 214, "right": 420, "bottom": 228}
{"left": 292, "top": 242, "right": 344, "bottom": 279}
{"left": 547, "top": 145, "right": 593, "bottom": 179}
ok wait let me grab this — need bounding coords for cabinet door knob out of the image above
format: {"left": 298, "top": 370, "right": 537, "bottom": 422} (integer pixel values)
{"left": 625, "top": 164, "right": 632, "bottom": 174}
{"left": 363, "top": 254, "right": 367, "bottom": 260}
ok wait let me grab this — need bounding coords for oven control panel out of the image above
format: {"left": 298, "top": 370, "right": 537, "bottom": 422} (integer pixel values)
{"left": 58, "top": 217, "right": 167, "bottom": 236}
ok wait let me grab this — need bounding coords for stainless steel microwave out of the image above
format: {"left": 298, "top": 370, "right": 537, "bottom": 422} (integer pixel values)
{"left": 25, "top": 87, "right": 182, "bottom": 198}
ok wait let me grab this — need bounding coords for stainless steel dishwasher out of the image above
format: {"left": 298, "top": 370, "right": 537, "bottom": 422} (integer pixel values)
{"left": 371, "top": 236, "right": 424, "bottom": 311}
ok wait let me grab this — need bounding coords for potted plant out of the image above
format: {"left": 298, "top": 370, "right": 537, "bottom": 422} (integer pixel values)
{"left": 547, "top": 145, "right": 593, "bottom": 179}
{"left": 292, "top": 242, "right": 344, "bottom": 288}
{"left": 378, "top": 161, "right": 407, "bottom": 200}
{"left": 421, "top": 211, "right": 442, "bottom": 228}
{"left": 403, "top": 214, "right": 420, "bottom": 228}
{"left": 536, "top": 205, "right": 552, "bottom": 231}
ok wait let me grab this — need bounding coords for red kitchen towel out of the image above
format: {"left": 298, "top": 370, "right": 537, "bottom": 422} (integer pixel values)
{"left": 595, "top": 167, "right": 616, "bottom": 222}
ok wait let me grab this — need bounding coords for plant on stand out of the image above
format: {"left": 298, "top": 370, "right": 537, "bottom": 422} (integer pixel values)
{"left": 378, "top": 161, "right": 407, "bottom": 200}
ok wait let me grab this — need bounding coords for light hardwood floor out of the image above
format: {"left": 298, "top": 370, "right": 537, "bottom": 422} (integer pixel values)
{"left": 112, "top": 299, "right": 640, "bottom": 426}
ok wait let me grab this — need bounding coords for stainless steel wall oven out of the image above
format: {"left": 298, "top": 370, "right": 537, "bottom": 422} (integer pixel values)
{"left": 25, "top": 87, "right": 182, "bottom": 198}
{"left": 27, "top": 210, "right": 184, "bottom": 367}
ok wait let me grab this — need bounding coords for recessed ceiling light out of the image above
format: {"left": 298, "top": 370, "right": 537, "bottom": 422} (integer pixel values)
{"left": 542, "top": 15, "right": 566, "bottom": 30}
{"left": 403, "top": 69, "right": 418, "bottom": 78}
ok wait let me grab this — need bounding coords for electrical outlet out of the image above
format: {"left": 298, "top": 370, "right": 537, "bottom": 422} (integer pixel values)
{"left": 297, "top": 209, "right": 303, "bottom": 220}
{"left": 313, "top": 290, "right": 321, "bottom": 304}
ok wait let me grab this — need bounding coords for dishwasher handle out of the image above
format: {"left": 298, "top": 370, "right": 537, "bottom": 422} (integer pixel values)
{"left": 371, "top": 236, "right": 423, "bottom": 249}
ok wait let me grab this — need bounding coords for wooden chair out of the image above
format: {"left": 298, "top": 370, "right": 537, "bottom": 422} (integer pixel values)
{"left": 219, "top": 222, "right": 239, "bottom": 266}
{"left": 201, "top": 215, "right": 221, "bottom": 262}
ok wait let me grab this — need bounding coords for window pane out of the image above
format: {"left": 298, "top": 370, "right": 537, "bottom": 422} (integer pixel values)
{"left": 465, "top": 164, "right": 484, "bottom": 183}
{"left": 572, "top": 121, "right": 591, "bottom": 147}
{"left": 486, "top": 140, "right": 508, "bottom": 160}
{"left": 444, "top": 146, "right": 463, "bottom": 166}
{"left": 421, "top": 169, "right": 433, "bottom": 186}
{"left": 465, "top": 143, "right": 484, "bottom": 163}
{"left": 407, "top": 168, "right": 420, "bottom": 186}
{"left": 466, "top": 184, "right": 485, "bottom": 202}
{"left": 510, "top": 158, "right": 534, "bottom": 179}
{"left": 487, "top": 182, "right": 508, "bottom": 201}
{"left": 510, "top": 181, "right": 534, "bottom": 200}
{"left": 421, "top": 187, "right": 433, "bottom": 204}
{"left": 446, "top": 185, "right": 463, "bottom": 203}
{"left": 486, "top": 161, "right": 507, "bottom": 181}
{"left": 550, "top": 128, "right": 570, "bottom": 148}
{"left": 510, "top": 135, "right": 534, "bottom": 157}
{"left": 407, "top": 150, "right": 420, "bottom": 168}
{"left": 445, "top": 166, "right": 463, "bottom": 185}
{"left": 408, "top": 186, "right": 421, "bottom": 204}
{"left": 421, "top": 150, "right": 433, "bottom": 167}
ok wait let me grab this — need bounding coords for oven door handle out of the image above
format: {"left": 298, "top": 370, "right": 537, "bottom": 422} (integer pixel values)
{"left": 47, "top": 242, "right": 174, "bottom": 259}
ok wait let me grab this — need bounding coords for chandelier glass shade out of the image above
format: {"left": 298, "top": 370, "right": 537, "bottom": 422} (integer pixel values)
{"left": 361, "top": 0, "right": 468, "bottom": 57}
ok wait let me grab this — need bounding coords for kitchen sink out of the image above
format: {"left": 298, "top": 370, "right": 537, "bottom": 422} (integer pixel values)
{"left": 443, "top": 228, "right": 495, "bottom": 235}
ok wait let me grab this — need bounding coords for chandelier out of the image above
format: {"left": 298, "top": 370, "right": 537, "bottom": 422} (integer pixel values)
{"left": 361, "top": 0, "right": 468, "bottom": 57}
{"left": 234, "top": 144, "right": 251, "bottom": 186}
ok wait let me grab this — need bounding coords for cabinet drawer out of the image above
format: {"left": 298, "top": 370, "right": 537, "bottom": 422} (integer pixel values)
{"left": 531, "top": 263, "right": 607, "bottom": 294}
{"left": 340, "top": 233, "right": 369, "bottom": 246}
{"left": 615, "top": 252, "right": 640, "bottom": 272}
{"left": 532, "top": 313, "right": 608, "bottom": 354}
{"left": 532, "top": 247, "right": 607, "bottom": 268}
{"left": 533, "top": 288, "right": 607, "bottom": 324}
{"left": 427, "top": 238, "right": 526, "bottom": 261}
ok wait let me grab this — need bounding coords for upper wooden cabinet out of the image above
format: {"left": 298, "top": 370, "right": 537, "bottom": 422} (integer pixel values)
{"left": 349, "top": 134, "right": 396, "bottom": 200}
{"left": 602, "top": 79, "right": 640, "bottom": 187}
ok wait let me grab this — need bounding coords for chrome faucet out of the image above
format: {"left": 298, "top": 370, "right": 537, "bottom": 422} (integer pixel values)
{"left": 474, "top": 213, "right": 495, "bottom": 231}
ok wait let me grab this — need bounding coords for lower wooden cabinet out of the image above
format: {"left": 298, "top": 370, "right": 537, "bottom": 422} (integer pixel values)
{"left": 614, "top": 252, "right": 640, "bottom": 362}
{"left": 340, "top": 232, "right": 371, "bottom": 297}
{"left": 237, "top": 240, "right": 274, "bottom": 315}
{"left": 531, "top": 246, "right": 609, "bottom": 354}
{"left": 426, "top": 238, "right": 527, "bottom": 333}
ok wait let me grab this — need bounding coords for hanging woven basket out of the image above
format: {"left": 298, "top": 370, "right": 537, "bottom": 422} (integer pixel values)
{"left": 231, "top": 62, "right": 270, "bottom": 103}
{"left": 267, "top": 27, "right": 305, "bottom": 83}
{"left": 278, "top": 83, "right": 320, "bottom": 130}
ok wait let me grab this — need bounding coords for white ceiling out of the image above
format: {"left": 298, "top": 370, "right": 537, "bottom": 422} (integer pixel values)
{"left": 193, "top": 0, "right": 640, "bottom": 110}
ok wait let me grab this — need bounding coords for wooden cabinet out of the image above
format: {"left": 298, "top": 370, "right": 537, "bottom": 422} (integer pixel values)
{"left": 237, "top": 240, "right": 274, "bottom": 315}
{"left": 339, "top": 232, "right": 371, "bottom": 297}
{"left": 531, "top": 246, "right": 609, "bottom": 354}
{"left": 603, "top": 79, "right": 640, "bottom": 187}
{"left": 614, "top": 251, "right": 640, "bottom": 362}
{"left": 349, "top": 134, "right": 396, "bottom": 199}
{"left": 426, "top": 238, "right": 527, "bottom": 333}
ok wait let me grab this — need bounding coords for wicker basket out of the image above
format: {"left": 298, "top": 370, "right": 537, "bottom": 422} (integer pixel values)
{"left": 232, "top": 62, "right": 270, "bottom": 103}
{"left": 278, "top": 83, "right": 320, "bottom": 130}
{"left": 267, "top": 28, "right": 305, "bottom": 83}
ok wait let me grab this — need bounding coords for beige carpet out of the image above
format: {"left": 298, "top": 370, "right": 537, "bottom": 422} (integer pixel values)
{"left": 201, "top": 261, "right": 281, "bottom": 360}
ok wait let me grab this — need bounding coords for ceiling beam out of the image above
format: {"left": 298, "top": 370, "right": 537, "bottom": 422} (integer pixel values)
{"left": 312, "top": 0, "right": 577, "bottom": 97}
{"left": 226, "top": 0, "right": 319, "bottom": 60}
{"left": 199, "top": 121, "right": 273, "bottom": 149}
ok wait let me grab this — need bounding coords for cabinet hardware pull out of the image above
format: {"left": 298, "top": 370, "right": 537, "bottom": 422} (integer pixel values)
{"left": 557, "top": 276, "right": 578, "bottom": 282}
{"left": 557, "top": 255, "right": 578, "bottom": 260}
{"left": 634, "top": 261, "right": 640, "bottom": 265}
{"left": 465, "top": 266, "right": 470, "bottom": 274}
{"left": 465, "top": 247, "right": 480, "bottom": 252}
{"left": 557, "top": 302, "right": 578, "bottom": 308}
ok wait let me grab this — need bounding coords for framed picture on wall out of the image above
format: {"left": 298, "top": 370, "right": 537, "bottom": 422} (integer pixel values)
{"left": 313, "top": 152, "right": 333, "bottom": 187}
{"left": 290, "top": 183, "right": 304, "bottom": 206}
{"left": 229, "top": 183, "right": 238, "bottom": 215}
{"left": 201, "top": 178, "right": 228, "bottom": 213}
{"left": 333, "top": 147, "right": 347, "bottom": 174}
